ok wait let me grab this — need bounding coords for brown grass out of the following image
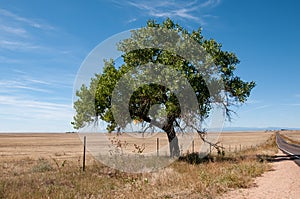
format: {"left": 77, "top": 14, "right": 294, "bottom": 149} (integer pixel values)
{"left": 279, "top": 130, "right": 300, "bottom": 145}
{"left": 0, "top": 131, "right": 273, "bottom": 160}
{"left": 0, "top": 132, "right": 278, "bottom": 198}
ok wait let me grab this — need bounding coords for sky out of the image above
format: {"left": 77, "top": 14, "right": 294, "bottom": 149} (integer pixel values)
{"left": 0, "top": 0, "right": 300, "bottom": 132}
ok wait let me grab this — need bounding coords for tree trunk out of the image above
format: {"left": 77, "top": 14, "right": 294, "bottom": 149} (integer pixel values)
{"left": 163, "top": 121, "right": 180, "bottom": 157}
{"left": 167, "top": 127, "right": 180, "bottom": 157}
{"left": 144, "top": 116, "right": 180, "bottom": 157}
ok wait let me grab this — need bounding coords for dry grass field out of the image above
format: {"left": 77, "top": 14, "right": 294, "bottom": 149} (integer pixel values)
{"left": 0, "top": 131, "right": 279, "bottom": 198}
{"left": 0, "top": 131, "right": 274, "bottom": 161}
{"left": 280, "top": 130, "right": 300, "bottom": 145}
{"left": 0, "top": 133, "right": 82, "bottom": 161}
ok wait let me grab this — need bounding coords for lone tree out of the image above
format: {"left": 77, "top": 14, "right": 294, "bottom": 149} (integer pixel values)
{"left": 72, "top": 19, "right": 255, "bottom": 157}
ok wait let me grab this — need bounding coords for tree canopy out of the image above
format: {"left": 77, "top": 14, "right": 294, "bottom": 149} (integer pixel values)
{"left": 72, "top": 18, "right": 255, "bottom": 157}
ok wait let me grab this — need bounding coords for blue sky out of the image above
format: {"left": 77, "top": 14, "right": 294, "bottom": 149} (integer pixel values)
{"left": 0, "top": 0, "right": 299, "bottom": 132}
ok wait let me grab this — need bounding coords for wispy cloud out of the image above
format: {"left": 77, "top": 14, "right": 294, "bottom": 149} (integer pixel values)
{"left": 0, "top": 39, "right": 42, "bottom": 51}
{"left": 282, "top": 103, "right": 300, "bottom": 107}
{"left": 245, "top": 99, "right": 263, "bottom": 105}
{"left": 121, "top": 0, "right": 221, "bottom": 24}
{"left": 0, "top": 9, "right": 48, "bottom": 53}
{"left": 0, "top": 95, "right": 72, "bottom": 121}
{"left": 0, "top": 80, "right": 52, "bottom": 93}
{"left": 0, "top": 68, "right": 75, "bottom": 94}
{"left": 0, "top": 24, "right": 28, "bottom": 37}
{"left": 0, "top": 8, "right": 75, "bottom": 54}
{"left": 251, "top": 104, "right": 273, "bottom": 111}
{"left": 127, "top": 18, "right": 137, "bottom": 23}
{"left": 24, "top": 78, "right": 52, "bottom": 86}
{"left": 0, "top": 68, "right": 75, "bottom": 131}
{"left": 0, "top": 56, "right": 21, "bottom": 63}
{"left": 200, "top": 0, "right": 221, "bottom": 8}
{"left": 0, "top": 95, "right": 69, "bottom": 110}
{"left": 0, "top": 8, "right": 54, "bottom": 30}
{"left": 0, "top": 69, "right": 64, "bottom": 94}
{"left": 0, "top": 8, "right": 82, "bottom": 132}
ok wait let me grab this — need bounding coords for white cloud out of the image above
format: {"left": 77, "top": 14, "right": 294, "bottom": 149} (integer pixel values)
{"left": 0, "top": 71, "right": 75, "bottom": 132}
{"left": 127, "top": 18, "right": 137, "bottom": 23}
{"left": 0, "top": 39, "right": 42, "bottom": 51}
{"left": 0, "top": 95, "right": 73, "bottom": 121}
{"left": 122, "top": 0, "right": 221, "bottom": 24}
{"left": 23, "top": 77, "right": 52, "bottom": 86}
{"left": 0, "top": 79, "right": 52, "bottom": 93}
{"left": 128, "top": 0, "right": 199, "bottom": 20}
{"left": 0, "top": 95, "right": 68, "bottom": 110}
{"left": 200, "top": 0, "right": 221, "bottom": 8}
{"left": 0, "top": 8, "right": 54, "bottom": 30}
{"left": 0, "top": 25, "right": 28, "bottom": 37}
{"left": 0, "top": 8, "right": 81, "bottom": 132}
{"left": 0, "top": 8, "right": 75, "bottom": 54}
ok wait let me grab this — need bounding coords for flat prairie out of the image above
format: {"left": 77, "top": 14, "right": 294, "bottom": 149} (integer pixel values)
{"left": 0, "top": 133, "right": 82, "bottom": 161}
{"left": 0, "top": 131, "right": 274, "bottom": 161}
{"left": 0, "top": 131, "right": 281, "bottom": 198}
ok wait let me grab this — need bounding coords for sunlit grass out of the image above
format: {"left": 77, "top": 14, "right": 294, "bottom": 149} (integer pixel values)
{"left": 0, "top": 134, "right": 277, "bottom": 198}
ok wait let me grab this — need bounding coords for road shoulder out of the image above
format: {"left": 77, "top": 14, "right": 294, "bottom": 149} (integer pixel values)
{"left": 219, "top": 151, "right": 300, "bottom": 199}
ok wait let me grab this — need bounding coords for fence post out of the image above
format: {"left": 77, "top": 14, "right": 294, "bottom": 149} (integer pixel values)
{"left": 83, "top": 136, "right": 86, "bottom": 172}
{"left": 240, "top": 144, "right": 242, "bottom": 152}
{"left": 192, "top": 140, "right": 195, "bottom": 153}
{"left": 221, "top": 144, "right": 224, "bottom": 154}
{"left": 157, "top": 137, "right": 159, "bottom": 157}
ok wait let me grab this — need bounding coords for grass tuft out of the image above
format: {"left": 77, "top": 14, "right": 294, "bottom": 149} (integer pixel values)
{"left": 31, "top": 158, "right": 53, "bottom": 173}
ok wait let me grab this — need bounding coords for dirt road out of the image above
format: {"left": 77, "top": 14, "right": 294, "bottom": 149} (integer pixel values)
{"left": 220, "top": 150, "right": 300, "bottom": 199}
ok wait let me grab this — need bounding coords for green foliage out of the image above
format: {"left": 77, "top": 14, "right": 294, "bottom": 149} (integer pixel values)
{"left": 72, "top": 18, "right": 255, "bottom": 137}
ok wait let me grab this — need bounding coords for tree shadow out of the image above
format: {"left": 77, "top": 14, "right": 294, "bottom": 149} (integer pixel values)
{"left": 256, "top": 154, "right": 300, "bottom": 162}
{"left": 178, "top": 152, "right": 300, "bottom": 165}
{"left": 178, "top": 152, "right": 239, "bottom": 164}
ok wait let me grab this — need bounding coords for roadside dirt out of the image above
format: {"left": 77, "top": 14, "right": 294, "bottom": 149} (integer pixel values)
{"left": 220, "top": 150, "right": 300, "bottom": 199}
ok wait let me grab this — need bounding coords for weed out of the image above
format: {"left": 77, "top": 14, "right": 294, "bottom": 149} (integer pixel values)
{"left": 108, "top": 136, "right": 128, "bottom": 155}
{"left": 52, "top": 158, "right": 67, "bottom": 170}
{"left": 32, "top": 158, "right": 53, "bottom": 173}
{"left": 132, "top": 143, "right": 145, "bottom": 154}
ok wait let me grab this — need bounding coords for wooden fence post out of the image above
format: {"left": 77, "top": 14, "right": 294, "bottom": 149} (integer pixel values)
{"left": 83, "top": 136, "right": 86, "bottom": 172}
{"left": 192, "top": 140, "right": 195, "bottom": 153}
{"left": 157, "top": 137, "right": 159, "bottom": 157}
